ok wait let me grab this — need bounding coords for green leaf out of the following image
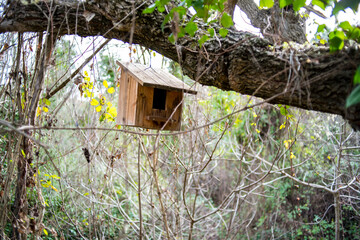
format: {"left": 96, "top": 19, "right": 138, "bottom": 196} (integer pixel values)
{"left": 349, "top": 27, "right": 360, "bottom": 41}
{"left": 329, "top": 30, "right": 345, "bottom": 52}
{"left": 316, "top": 24, "right": 326, "bottom": 33}
{"left": 260, "top": 0, "right": 274, "bottom": 9}
{"left": 220, "top": 13, "right": 234, "bottom": 28}
{"left": 339, "top": 21, "right": 353, "bottom": 32}
{"left": 333, "top": 0, "right": 360, "bottom": 15}
{"left": 311, "top": 0, "right": 328, "bottom": 10}
{"left": 280, "top": 107, "right": 289, "bottom": 116}
{"left": 158, "top": 4, "right": 165, "bottom": 12}
{"left": 280, "top": 0, "right": 293, "bottom": 8}
{"left": 354, "top": 66, "right": 360, "bottom": 85}
{"left": 185, "top": 21, "right": 198, "bottom": 37}
{"left": 346, "top": 85, "right": 360, "bottom": 108}
{"left": 219, "top": 28, "right": 228, "bottom": 38}
{"left": 293, "top": 0, "right": 306, "bottom": 11}
{"left": 44, "top": 98, "right": 51, "bottom": 106}
{"left": 142, "top": 4, "right": 156, "bottom": 14}
{"left": 168, "top": 33, "right": 175, "bottom": 44}
{"left": 208, "top": 27, "right": 215, "bottom": 37}
{"left": 198, "top": 35, "right": 209, "bottom": 48}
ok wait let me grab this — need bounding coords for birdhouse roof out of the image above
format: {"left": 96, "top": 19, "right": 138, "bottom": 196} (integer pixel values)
{"left": 116, "top": 61, "right": 197, "bottom": 94}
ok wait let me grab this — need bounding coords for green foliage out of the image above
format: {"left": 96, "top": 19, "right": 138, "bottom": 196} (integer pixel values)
{"left": 142, "top": 0, "right": 232, "bottom": 47}
{"left": 220, "top": 12, "right": 233, "bottom": 28}
{"left": 346, "top": 85, "right": 360, "bottom": 107}
{"left": 260, "top": 0, "right": 274, "bottom": 9}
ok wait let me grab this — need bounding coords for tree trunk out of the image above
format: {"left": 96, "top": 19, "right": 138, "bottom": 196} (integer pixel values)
{"left": 0, "top": 0, "right": 359, "bottom": 128}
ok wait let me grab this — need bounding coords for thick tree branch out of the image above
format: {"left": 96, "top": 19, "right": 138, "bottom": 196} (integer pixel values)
{"left": 1, "top": 0, "right": 359, "bottom": 128}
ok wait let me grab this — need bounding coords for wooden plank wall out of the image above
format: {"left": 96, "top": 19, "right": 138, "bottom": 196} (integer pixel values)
{"left": 117, "top": 68, "right": 138, "bottom": 125}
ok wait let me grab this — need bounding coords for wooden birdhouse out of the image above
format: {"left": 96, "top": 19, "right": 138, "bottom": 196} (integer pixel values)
{"left": 116, "top": 61, "right": 197, "bottom": 131}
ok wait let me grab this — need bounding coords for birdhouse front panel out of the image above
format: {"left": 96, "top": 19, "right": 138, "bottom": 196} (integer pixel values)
{"left": 135, "top": 85, "right": 183, "bottom": 131}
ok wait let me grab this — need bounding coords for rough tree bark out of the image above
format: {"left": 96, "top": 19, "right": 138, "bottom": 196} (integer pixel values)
{"left": 0, "top": 0, "right": 359, "bottom": 128}
{"left": 236, "top": 0, "right": 307, "bottom": 43}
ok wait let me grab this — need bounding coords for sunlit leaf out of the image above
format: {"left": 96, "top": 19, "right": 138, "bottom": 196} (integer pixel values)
{"left": 44, "top": 98, "right": 51, "bottom": 106}
{"left": 312, "top": 0, "right": 328, "bottom": 10}
{"left": 100, "top": 96, "right": 106, "bottom": 105}
{"left": 220, "top": 13, "right": 233, "bottom": 28}
{"left": 103, "top": 80, "right": 108, "bottom": 89}
{"left": 280, "top": 0, "right": 293, "bottom": 8}
{"left": 293, "top": 0, "right": 306, "bottom": 11}
{"left": 95, "top": 105, "right": 102, "bottom": 112}
{"left": 208, "top": 27, "right": 215, "bottom": 37}
{"left": 260, "top": 0, "right": 274, "bottom": 9}
{"left": 198, "top": 35, "right": 209, "bottom": 47}
{"left": 107, "top": 87, "right": 115, "bottom": 94}
{"left": 219, "top": 28, "right": 228, "bottom": 38}
{"left": 108, "top": 107, "right": 117, "bottom": 117}
{"left": 90, "top": 99, "right": 99, "bottom": 106}
{"left": 43, "top": 107, "right": 48, "bottom": 113}
{"left": 339, "top": 21, "right": 353, "bottom": 32}
{"left": 185, "top": 21, "right": 198, "bottom": 37}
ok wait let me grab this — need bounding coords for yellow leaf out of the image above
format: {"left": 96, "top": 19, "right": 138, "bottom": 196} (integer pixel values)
{"left": 108, "top": 107, "right": 117, "bottom": 117}
{"left": 90, "top": 99, "right": 99, "bottom": 106}
{"left": 36, "top": 107, "right": 41, "bottom": 117}
{"left": 51, "top": 185, "right": 58, "bottom": 192}
{"left": 21, "top": 149, "right": 26, "bottom": 158}
{"left": 84, "top": 70, "right": 89, "bottom": 77}
{"left": 290, "top": 152, "right": 296, "bottom": 159}
{"left": 279, "top": 124, "right": 285, "bottom": 130}
{"left": 116, "top": 125, "right": 121, "bottom": 129}
{"left": 107, "top": 87, "right": 115, "bottom": 94}
{"left": 84, "top": 76, "right": 91, "bottom": 82}
{"left": 84, "top": 192, "right": 89, "bottom": 196}
{"left": 43, "top": 107, "right": 48, "bottom": 113}
{"left": 327, "top": 155, "right": 331, "bottom": 160}
{"left": 43, "top": 229, "right": 48, "bottom": 236}
{"left": 103, "top": 80, "right": 108, "bottom": 89}
{"left": 95, "top": 105, "right": 102, "bottom": 112}
{"left": 100, "top": 96, "right": 106, "bottom": 105}
{"left": 106, "top": 102, "right": 112, "bottom": 107}
{"left": 256, "top": 129, "right": 260, "bottom": 133}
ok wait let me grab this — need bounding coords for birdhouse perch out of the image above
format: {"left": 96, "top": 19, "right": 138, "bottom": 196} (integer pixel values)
{"left": 116, "top": 61, "right": 197, "bottom": 131}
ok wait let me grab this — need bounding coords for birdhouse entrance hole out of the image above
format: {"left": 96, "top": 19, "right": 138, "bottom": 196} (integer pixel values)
{"left": 152, "top": 88, "right": 166, "bottom": 110}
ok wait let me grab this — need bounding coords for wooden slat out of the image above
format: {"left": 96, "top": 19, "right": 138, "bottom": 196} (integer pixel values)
{"left": 126, "top": 75, "right": 138, "bottom": 125}
{"left": 116, "top": 69, "right": 128, "bottom": 124}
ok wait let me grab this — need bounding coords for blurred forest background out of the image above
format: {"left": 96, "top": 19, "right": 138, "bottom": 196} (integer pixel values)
{"left": 0, "top": 32, "right": 360, "bottom": 239}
